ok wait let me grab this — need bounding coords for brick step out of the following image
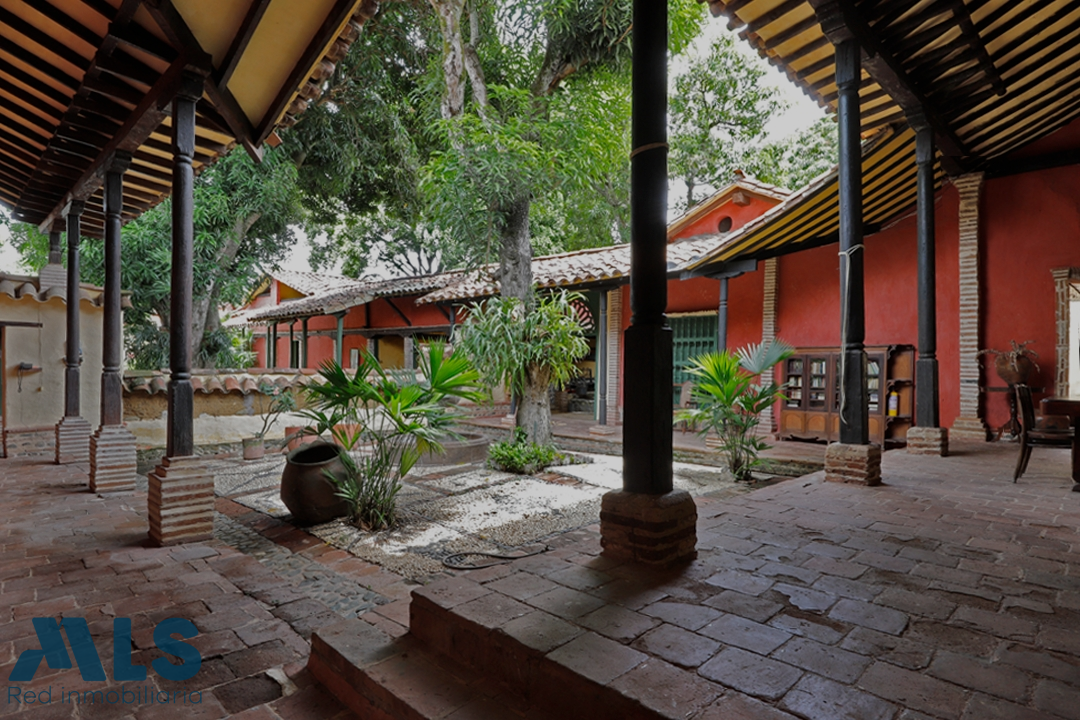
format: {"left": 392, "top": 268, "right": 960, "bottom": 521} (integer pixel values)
{"left": 310, "top": 617, "right": 553, "bottom": 720}
{"left": 407, "top": 577, "right": 674, "bottom": 720}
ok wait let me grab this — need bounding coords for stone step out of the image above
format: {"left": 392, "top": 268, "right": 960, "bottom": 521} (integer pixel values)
{"left": 407, "top": 577, "right": 676, "bottom": 720}
{"left": 310, "top": 617, "right": 548, "bottom": 719}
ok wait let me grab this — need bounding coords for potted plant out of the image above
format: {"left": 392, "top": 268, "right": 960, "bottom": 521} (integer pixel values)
{"left": 978, "top": 340, "right": 1040, "bottom": 386}
{"left": 282, "top": 342, "right": 483, "bottom": 528}
{"left": 243, "top": 382, "right": 297, "bottom": 460}
{"left": 675, "top": 340, "right": 794, "bottom": 483}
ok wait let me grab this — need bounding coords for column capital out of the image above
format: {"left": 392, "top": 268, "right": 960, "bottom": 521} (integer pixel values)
{"left": 107, "top": 151, "right": 132, "bottom": 174}
{"left": 64, "top": 199, "right": 85, "bottom": 218}
{"left": 175, "top": 72, "right": 205, "bottom": 103}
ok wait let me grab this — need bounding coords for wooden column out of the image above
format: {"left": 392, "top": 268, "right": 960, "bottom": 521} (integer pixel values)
{"left": 89, "top": 152, "right": 137, "bottom": 492}
{"left": 836, "top": 39, "right": 868, "bottom": 446}
{"left": 269, "top": 325, "right": 278, "bottom": 368}
{"left": 596, "top": 290, "right": 608, "bottom": 425}
{"left": 288, "top": 322, "right": 296, "bottom": 369}
{"left": 601, "top": 0, "right": 695, "bottom": 566}
{"left": 301, "top": 317, "right": 309, "bottom": 369}
{"left": 335, "top": 314, "right": 344, "bottom": 366}
{"left": 908, "top": 123, "right": 948, "bottom": 456}
{"left": 149, "top": 74, "right": 214, "bottom": 546}
{"left": 717, "top": 277, "right": 729, "bottom": 352}
{"left": 56, "top": 201, "right": 91, "bottom": 465}
{"left": 404, "top": 335, "right": 415, "bottom": 371}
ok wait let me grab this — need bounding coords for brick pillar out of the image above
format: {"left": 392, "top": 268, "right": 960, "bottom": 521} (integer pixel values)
{"left": 758, "top": 257, "right": 778, "bottom": 437}
{"left": 605, "top": 288, "right": 621, "bottom": 426}
{"left": 1052, "top": 267, "right": 1079, "bottom": 396}
{"left": 950, "top": 173, "right": 989, "bottom": 440}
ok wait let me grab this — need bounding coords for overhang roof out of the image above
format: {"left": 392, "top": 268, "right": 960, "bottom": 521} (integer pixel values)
{"left": 705, "top": 0, "right": 1080, "bottom": 174}
{"left": 680, "top": 124, "right": 946, "bottom": 274}
{"left": 0, "top": 0, "right": 375, "bottom": 237}
{"left": 667, "top": 174, "right": 791, "bottom": 240}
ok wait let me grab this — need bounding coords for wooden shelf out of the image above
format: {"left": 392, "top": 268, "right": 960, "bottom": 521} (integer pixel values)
{"left": 779, "top": 345, "right": 915, "bottom": 447}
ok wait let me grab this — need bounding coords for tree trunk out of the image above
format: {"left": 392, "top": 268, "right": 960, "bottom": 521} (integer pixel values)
{"left": 517, "top": 364, "right": 552, "bottom": 445}
{"left": 499, "top": 193, "right": 534, "bottom": 306}
{"left": 431, "top": 0, "right": 466, "bottom": 120}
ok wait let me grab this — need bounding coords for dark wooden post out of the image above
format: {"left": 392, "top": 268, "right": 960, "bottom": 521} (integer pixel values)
{"left": 600, "top": 0, "right": 696, "bottom": 566}
{"left": 64, "top": 202, "right": 84, "bottom": 418}
{"left": 148, "top": 73, "right": 214, "bottom": 547}
{"left": 88, "top": 152, "right": 137, "bottom": 492}
{"left": 717, "top": 277, "right": 729, "bottom": 352}
{"left": 56, "top": 201, "right": 91, "bottom": 465}
{"left": 165, "top": 74, "right": 201, "bottom": 460}
{"left": 836, "top": 39, "right": 868, "bottom": 445}
{"left": 47, "top": 229, "right": 63, "bottom": 264}
{"left": 335, "top": 314, "right": 344, "bottom": 366}
{"left": 269, "top": 324, "right": 277, "bottom": 368}
{"left": 915, "top": 122, "right": 939, "bottom": 428}
{"left": 596, "top": 290, "right": 608, "bottom": 426}
{"left": 288, "top": 321, "right": 296, "bottom": 369}
{"left": 301, "top": 317, "right": 309, "bottom": 369}
{"left": 622, "top": 0, "right": 672, "bottom": 495}
{"left": 100, "top": 153, "right": 130, "bottom": 428}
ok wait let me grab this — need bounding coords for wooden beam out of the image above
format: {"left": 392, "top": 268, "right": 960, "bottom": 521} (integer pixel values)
{"left": 217, "top": 0, "right": 273, "bottom": 87}
{"left": 36, "top": 54, "right": 210, "bottom": 233}
{"left": 0, "top": 5, "right": 90, "bottom": 73}
{"left": 383, "top": 297, "right": 413, "bottom": 326}
{"left": 254, "top": 0, "right": 361, "bottom": 143}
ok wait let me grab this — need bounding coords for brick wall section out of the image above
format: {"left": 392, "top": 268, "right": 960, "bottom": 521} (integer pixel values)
{"left": 3, "top": 427, "right": 56, "bottom": 458}
{"left": 760, "top": 257, "right": 779, "bottom": 436}
{"left": 952, "top": 173, "right": 989, "bottom": 440}
{"left": 1051, "top": 267, "right": 1079, "bottom": 395}
{"left": 606, "top": 288, "right": 621, "bottom": 425}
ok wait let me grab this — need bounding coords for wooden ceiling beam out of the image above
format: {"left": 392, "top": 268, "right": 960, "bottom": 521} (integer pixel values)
{"left": 944, "top": 0, "right": 1006, "bottom": 97}
{"left": 734, "top": 0, "right": 803, "bottom": 33}
{"left": 82, "top": 74, "right": 145, "bottom": 106}
{"left": 97, "top": 52, "right": 162, "bottom": 88}
{"left": 0, "top": 103, "right": 57, "bottom": 138}
{"left": 808, "top": 0, "right": 969, "bottom": 164}
{"left": 217, "top": 0, "right": 273, "bottom": 87}
{"left": 254, "top": 0, "right": 363, "bottom": 143}
{"left": 144, "top": 0, "right": 258, "bottom": 160}
{"left": 108, "top": 23, "right": 177, "bottom": 63}
{"left": 36, "top": 53, "right": 211, "bottom": 233}
{"left": 22, "top": 0, "right": 102, "bottom": 48}
{"left": 0, "top": 76, "right": 61, "bottom": 123}
{"left": 0, "top": 43, "right": 79, "bottom": 94}
{"left": 0, "top": 6, "right": 90, "bottom": 73}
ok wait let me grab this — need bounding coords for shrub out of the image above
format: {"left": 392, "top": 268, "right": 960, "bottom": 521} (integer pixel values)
{"left": 487, "top": 428, "right": 561, "bottom": 474}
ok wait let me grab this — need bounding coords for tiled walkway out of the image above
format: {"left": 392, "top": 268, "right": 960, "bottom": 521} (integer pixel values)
{"left": 1, "top": 439, "right": 1078, "bottom": 719}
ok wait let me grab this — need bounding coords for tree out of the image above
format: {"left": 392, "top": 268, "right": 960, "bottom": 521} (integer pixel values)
{"left": 669, "top": 34, "right": 784, "bottom": 209}
{"left": 457, "top": 290, "right": 589, "bottom": 444}
{"left": 744, "top": 116, "right": 839, "bottom": 191}
{"left": 5, "top": 147, "right": 304, "bottom": 368}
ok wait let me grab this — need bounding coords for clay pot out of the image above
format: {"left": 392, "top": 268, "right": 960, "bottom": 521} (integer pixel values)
{"left": 280, "top": 443, "right": 350, "bottom": 525}
{"left": 242, "top": 437, "right": 265, "bottom": 460}
{"left": 994, "top": 354, "right": 1035, "bottom": 386}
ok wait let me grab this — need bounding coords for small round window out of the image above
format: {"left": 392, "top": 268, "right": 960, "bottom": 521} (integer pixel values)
{"left": 717, "top": 216, "right": 733, "bottom": 233}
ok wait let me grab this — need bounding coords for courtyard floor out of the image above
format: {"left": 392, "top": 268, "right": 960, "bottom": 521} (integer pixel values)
{"left": 0, "top": 437, "right": 1077, "bottom": 719}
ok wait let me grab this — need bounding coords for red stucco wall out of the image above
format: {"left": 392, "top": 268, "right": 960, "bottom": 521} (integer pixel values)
{"left": 674, "top": 194, "right": 781, "bottom": 239}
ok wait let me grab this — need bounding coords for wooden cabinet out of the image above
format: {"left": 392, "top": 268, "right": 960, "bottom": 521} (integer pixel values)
{"left": 780, "top": 345, "right": 914, "bottom": 447}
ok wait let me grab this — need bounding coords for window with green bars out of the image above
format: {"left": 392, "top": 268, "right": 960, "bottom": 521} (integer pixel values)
{"left": 671, "top": 314, "right": 718, "bottom": 404}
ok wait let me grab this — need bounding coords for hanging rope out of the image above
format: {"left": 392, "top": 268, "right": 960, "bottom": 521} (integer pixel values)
{"left": 629, "top": 142, "right": 668, "bottom": 159}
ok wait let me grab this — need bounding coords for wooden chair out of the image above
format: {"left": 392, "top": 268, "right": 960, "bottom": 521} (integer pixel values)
{"left": 1013, "top": 384, "right": 1073, "bottom": 482}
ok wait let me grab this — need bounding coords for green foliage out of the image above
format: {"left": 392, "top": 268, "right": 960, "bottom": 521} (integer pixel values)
{"left": 3, "top": 148, "right": 304, "bottom": 369}
{"left": 487, "top": 427, "right": 560, "bottom": 474}
{"left": 254, "top": 383, "right": 297, "bottom": 440}
{"left": 669, "top": 34, "right": 784, "bottom": 209}
{"left": 745, "top": 117, "right": 839, "bottom": 191}
{"left": 456, "top": 290, "right": 589, "bottom": 398}
{"left": 300, "top": 343, "right": 484, "bottom": 530}
{"left": 675, "top": 340, "right": 795, "bottom": 482}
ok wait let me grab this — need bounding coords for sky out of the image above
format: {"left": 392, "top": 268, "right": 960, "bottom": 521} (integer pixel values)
{"left": 0, "top": 18, "right": 826, "bottom": 277}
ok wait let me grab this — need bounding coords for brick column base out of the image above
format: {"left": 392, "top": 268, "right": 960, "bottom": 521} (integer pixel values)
{"left": 55, "top": 416, "right": 92, "bottom": 465}
{"left": 600, "top": 489, "right": 697, "bottom": 566}
{"left": 906, "top": 427, "right": 949, "bottom": 456}
{"left": 825, "top": 443, "right": 882, "bottom": 486}
{"left": 950, "top": 417, "right": 989, "bottom": 441}
{"left": 148, "top": 455, "right": 214, "bottom": 546}
{"left": 89, "top": 424, "right": 137, "bottom": 492}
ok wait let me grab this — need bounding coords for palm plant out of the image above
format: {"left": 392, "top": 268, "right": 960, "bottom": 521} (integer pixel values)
{"left": 675, "top": 340, "right": 794, "bottom": 482}
{"left": 299, "top": 342, "right": 484, "bottom": 530}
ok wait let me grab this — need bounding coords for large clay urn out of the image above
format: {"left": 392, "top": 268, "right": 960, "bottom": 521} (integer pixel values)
{"left": 280, "top": 443, "right": 350, "bottom": 525}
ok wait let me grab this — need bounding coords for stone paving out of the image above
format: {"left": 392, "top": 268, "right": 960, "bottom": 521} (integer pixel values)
{"left": 403, "top": 439, "right": 1080, "bottom": 719}
{"left": 1, "top": 437, "right": 1078, "bottom": 719}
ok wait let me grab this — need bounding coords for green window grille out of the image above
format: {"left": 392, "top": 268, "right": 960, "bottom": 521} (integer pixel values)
{"left": 671, "top": 314, "right": 718, "bottom": 403}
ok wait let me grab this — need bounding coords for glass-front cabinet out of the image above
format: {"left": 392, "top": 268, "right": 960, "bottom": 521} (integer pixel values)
{"left": 779, "top": 345, "right": 914, "bottom": 446}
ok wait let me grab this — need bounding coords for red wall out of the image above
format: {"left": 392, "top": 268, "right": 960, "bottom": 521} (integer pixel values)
{"left": 674, "top": 193, "right": 781, "bottom": 239}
